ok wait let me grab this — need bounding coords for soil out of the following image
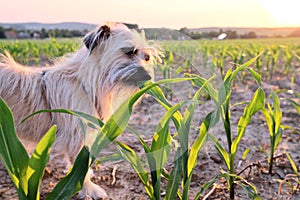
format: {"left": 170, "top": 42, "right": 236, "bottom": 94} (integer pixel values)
{"left": 0, "top": 60, "right": 299, "bottom": 200}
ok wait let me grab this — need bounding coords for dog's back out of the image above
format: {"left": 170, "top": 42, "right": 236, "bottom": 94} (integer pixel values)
{"left": 0, "top": 52, "right": 52, "bottom": 143}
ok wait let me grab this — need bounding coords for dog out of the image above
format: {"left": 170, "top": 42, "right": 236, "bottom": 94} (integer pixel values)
{"left": 0, "top": 22, "right": 161, "bottom": 199}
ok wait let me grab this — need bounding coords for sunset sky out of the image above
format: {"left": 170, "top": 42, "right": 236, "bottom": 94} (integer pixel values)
{"left": 1, "top": 0, "right": 300, "bottom": 29}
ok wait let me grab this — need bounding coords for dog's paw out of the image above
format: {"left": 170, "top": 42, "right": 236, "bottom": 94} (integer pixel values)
{"left": 78, "top": 181, "right": 108, "bottom": 200}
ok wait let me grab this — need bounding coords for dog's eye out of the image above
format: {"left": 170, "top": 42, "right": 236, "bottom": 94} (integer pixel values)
{"left": 122, "top": 47, "right": 138, "bottom": 57}
{"left": 144, "top": 53, "right": 150, "bottom": 62}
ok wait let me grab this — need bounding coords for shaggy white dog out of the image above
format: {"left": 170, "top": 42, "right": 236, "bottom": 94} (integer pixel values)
{"left": 0, "top": 22, "right": 160, "bottom": 199}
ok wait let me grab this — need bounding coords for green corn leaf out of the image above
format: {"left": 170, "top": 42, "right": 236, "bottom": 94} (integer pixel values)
{"left": 233, "top": 51, "right": 265, "bottom": 73}
{"left": 183, "top": 75, "right": 216, "bottom": 128}
{"left": 209, "top": 133, "right": 230, "bottom": 170}
{"left": 188, "top": 110, "right": 220, "bottom": 176}
{"left": 115, "top": 141, "right": 154, "bottom": 199}
{"left": 91, "top": 78, "right": 196, "bottom": 158}
{"left": 236, "top": 180, "right": 261, "bottom": 200}
{"left": 97, "top": 153, "right": 122, "bottom": 163}
{"left": 165, "top": 149, "right": 182, "bottom": 200}
{"left": 150, "top": 101, "right": 193, "bottom": 169}
{"left": 22, "top": 109, "right": 104, "bottom": 129}
{"left": 46, "top": 146, "right": 90, "bottom": 200}
{"left": 149, "top": 101, "right": 193, "bottom": 199}
{"left": 27, "top": 125, "right": 56, "bottom": 200}
{"left": 285, "top": 152, "right": 299, "bottom": 176}
{"left": 274, "top": 127, "right": 283, "bottom": 150}
{"left": 272, "top": 92, "right": 282, "bottom": 133}
{"left": 242, "top": 148, "right": 252, "bottom": 160}
{"left": 287, "top": 98, "right": 300, "bottom": 114}
{"left": 127, "top": 126, "right": 151, "bottom": 154}
{"left": 186, "top": 74, "right": 218, "bottom": 105}
{"left": 194, "top": 173, "right": 228, "bottom": 200}
{"left": 182, "top": 175, "right": 192, "bottom": 199}
{"left": 0, "top": 97, "right": 29, "bottom": 199}
{"left": 262, "top": 108, "right": 274, "bottom": 136}
{"left": 246, "top": 67, "right": 262, "bottom": 86}
{"left": 147, "top": 85, "right": 182, "bottom": 129}
{"left": 232, "top": 88, "right": 265, "bottom": 156}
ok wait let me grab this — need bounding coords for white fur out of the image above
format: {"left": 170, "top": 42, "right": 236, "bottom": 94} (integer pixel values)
{"left": 0, "top": 22, "right": 161, "bottom": 199}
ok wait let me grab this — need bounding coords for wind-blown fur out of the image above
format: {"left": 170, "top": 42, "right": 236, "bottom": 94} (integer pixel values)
{"left": 0, "top": 22, "right": 161, "bottom": 199}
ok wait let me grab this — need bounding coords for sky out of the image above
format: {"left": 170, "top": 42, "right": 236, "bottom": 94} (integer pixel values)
{"left": 1, "top": 0, "right": 300, "bottom": 29}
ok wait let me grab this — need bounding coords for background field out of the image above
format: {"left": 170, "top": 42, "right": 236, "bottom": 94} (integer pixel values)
{"left": 0, "top": 37, "right": 299, "bottom": 199}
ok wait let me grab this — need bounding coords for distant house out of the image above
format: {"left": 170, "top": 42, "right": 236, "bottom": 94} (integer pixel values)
{"left": 4, "top": 31, "right": 17, "bottom": 39}
{"left": 32, "top": 32, "right": 41, "bottom": 39}
{"left": 18, "top": 32, "right": 30, "bottom": 39}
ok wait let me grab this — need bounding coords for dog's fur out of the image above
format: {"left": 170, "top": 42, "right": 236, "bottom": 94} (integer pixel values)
{"left": 0, "top": 22, "right": 160, "bottom": 199}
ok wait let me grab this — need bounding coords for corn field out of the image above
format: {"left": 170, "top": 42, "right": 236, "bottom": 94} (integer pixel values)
{"left": 0, "top": 37, "right": 299, "bottom": 200}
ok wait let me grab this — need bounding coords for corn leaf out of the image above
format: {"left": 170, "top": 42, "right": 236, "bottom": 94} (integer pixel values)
{"left": 262, "top": 108, "right": 274, "bottom": 136}
{"left": 186, "top": 74, "right": 218, "bottom": 105}
{"left": 286, "top": 152, "right": 299, "bottom": 176}
{"left": 242, "top": 148, "right": 252, "bottom": 160}
{"left": 22, "top": 109, "right": 104, "bottom": 128}
{"left": 232, "top": 88, "right": 265, "bottom": 156}
{"left": 209, "top": 133, "right": 230, "bottom": 169}
{"left": 115, "top": 141, "right": 154, "bottom": 199}
{"left": 149, "top": 101, "right": 193, "bottom": 199}
{"left": 272, "top": 92, "right": 282, "bottom": 133}
{"left": 236, "top": 180, "right": 261, "bottom": 200}
{"left": 231, "top": 51, "right": 265, "bottom": 79}
{"left": 188, "top": 110, "right": 220, "bottom": 176}
{"left": 27, "top": 125, "right": 56, "bottom": 200}
{"left": 287, "top": 98, "right": 300, "bottom": 114}
{"left": 91, "top": 78, "right": 195, "bottom": 158}
{"left": 194, "top": 173, "right": 228, "bottom": 200}
{"left": 0, "top": 97, "right": 29, "bottom": 199}
{"left": 165, "top": 149, "right": 182, "bottom": 200}
{"left": 46, "top": 146, "right": 90, "bottom": 200}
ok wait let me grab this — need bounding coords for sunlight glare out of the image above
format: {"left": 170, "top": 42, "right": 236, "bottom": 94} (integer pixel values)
{"left": 260, "top": 0, "right": 300, "bottom": 26}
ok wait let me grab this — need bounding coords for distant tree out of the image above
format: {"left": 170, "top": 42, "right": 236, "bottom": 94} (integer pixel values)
{"left": 225, "top": 30, "right": 238, "bottom": 39}
{"left": 207, "top": 31, "right": 219, "bottom": 39}
{"left": 190, "top": 32, "right": 202, "bottom": 40}
{"left": 179, "top": 27, "right": 189, "bottom": 35}
{"left": 0, "top": 26, "right": 6, "bottom": 38}
{"left": 288, "top": 29, "right": 300, "bottom": 37}
{"left": 247, "top": 31, "right": 257, "bottom": 38}
{"left": 41, "top": 28, "right": 48, "bottom": 38}
{"left": 241, "top": 31, "right": 257, "bottom": 39}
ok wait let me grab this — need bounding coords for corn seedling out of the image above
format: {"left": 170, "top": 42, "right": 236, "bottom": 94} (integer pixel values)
{"left": 0, "top": 97, "right": 92, "bottom": 200}
{"left": 262, "top": 92, "right": 283, "bottom": 174}
{"left": 202, "top": 53, "right": 265, "bottom": 200}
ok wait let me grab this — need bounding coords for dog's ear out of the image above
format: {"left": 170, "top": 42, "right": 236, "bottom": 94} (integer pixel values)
{"left": 84, "top": 25, "right": 111, "bottom": 52}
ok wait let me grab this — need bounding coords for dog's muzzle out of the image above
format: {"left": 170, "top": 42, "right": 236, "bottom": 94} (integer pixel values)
{"left": 122, "top": 65, "right": 151, "bottom": 85}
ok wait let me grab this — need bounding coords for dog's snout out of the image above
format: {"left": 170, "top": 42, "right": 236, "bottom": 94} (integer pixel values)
{"left": 135, "top": 66, "right": 151, "bottom": 81}
{"left": 121, "top": 65, "right": 151, "bottom": 85}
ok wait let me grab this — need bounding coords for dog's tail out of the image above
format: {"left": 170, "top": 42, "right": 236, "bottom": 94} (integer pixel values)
{"left": 0, "top": 50, "right": 20, "bottom": 67}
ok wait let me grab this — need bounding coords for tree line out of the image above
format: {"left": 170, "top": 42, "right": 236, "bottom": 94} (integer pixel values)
{"left": 0, "top": 26, "right": 87, "bottom": 39}
{"left": 179, "top": 27, "right": 300, "bottom": 39}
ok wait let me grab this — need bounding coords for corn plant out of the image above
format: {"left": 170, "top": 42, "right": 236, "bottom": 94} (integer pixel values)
{"left": 196, "top": 53, "right": 266, "bottom": 200}
{"left": 0, "top": 97, "right": 93, "bottom": 200}
{"left": 84, "top": 74, "right": 215, "bottom": 200}
{"left": 262, "top": 92, "right": 283, "bottom": 174}
{"left": 0, "top": 77, "right": 178, "bottom": 199}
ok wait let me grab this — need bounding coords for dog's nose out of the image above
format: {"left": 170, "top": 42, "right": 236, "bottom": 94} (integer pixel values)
{"left": 123, "top": 66, "right": 151, "bottom": 85}
{"left": 135, "top": 66, "right": 151, "bottom": 81}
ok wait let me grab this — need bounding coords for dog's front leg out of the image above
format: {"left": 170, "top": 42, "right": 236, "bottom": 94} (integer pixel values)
{"left": 78, "top": 168, "right": 108, "bottom": 199}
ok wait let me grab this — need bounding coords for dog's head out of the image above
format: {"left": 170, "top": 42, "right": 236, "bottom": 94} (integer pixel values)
{"left": 83, "top": 22, "right": 161, "bottom": 87}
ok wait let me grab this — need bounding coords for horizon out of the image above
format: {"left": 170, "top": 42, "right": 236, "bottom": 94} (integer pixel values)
{"left": 1, "top": 0, "right": 300, "bottom": 29}
{"left": 2, "top": 21, "right": 300, "bottom": 30}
